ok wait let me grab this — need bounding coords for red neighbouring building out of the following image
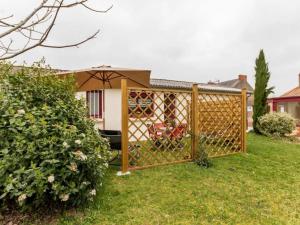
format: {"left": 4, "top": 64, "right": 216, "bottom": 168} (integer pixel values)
{"left": 268, "top": 74, "right": 300, "bottom": 126}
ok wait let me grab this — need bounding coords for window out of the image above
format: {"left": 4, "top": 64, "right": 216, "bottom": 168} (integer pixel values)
{"left": 86, "top": 90, "right": 103, "bottom": 118}
{"left": 279, "top": 105, "right": 285, "bottom": 113}
{"left": 129, "top": 91, "right": 154, "bottom": 118}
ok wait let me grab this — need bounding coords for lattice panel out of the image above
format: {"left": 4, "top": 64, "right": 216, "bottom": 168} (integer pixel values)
{"left": 198, "top": 92, "right": 243, "bottom": 157}
{"left": 127, "top": 88, "right": 193, "bottom": 169}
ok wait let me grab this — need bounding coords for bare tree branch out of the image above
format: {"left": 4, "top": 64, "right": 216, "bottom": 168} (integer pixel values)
{"left": 0, "top": 0, "right": 112, "bottom": 60}
{"left": 81, "top": 4, "right": 113, "bottom": 13}
{"left": 0, "top": 0, "right": 47, "bottom": 39}
{"left": 40, "top": 30, "right": 100, "bottom": 48}
{"left": 0, "top": 14, "right": 14, "bottom": 21}
{"left": 43, "top": 0, "right": 88, "bottom": 8}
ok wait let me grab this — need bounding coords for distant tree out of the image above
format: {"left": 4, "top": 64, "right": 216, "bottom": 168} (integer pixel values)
{"left": 253, "top": 49, "right": 274, "bottom": 133}
{"left": 0, "top": 0, "right": 112, "bottom": 60}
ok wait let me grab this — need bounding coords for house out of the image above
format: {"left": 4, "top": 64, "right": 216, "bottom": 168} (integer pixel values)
{"left": 57, "top": 65, "right": 244, "bottom": 131}
{"left": 208, "top": 75, "right": 254, "bottom": 128}
{"left": 268, "top": 74, "right": 300, "bottom": 126}
{"left": 9, "top": 64, "right": 247, "bottom": 169}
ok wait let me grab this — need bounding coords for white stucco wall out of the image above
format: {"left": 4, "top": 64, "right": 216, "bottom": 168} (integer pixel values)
{"left": 104, "top": 89, "right": 122, "bottom": 130}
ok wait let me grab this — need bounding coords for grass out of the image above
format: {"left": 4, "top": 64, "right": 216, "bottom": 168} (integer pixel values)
{"left": 12, "top": 133, "right": 300, "bottom": 224}
{"left": 127, "top": 137, "right": 192, "bottom": 167}
{"left": 126, "top": 135, "right": 240, "bottom": 167}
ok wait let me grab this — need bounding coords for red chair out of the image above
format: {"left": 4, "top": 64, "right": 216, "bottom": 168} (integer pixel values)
{"left": 147, "top": 123, "right": 166, "bottom": 149}
{"left": 147, "top": 123, "right": 164, "bottom": 140}
{"left": 170, "top": 123, "right": 187, "bottom": 140}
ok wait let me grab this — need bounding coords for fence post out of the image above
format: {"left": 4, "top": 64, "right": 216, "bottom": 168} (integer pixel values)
{"left": 191, "top": 84, "right": 199, "bottom": 159}
{"left": 241, "top": 88, "right": 247, "bottom": 152}
{"left": 121, "top": 79, "right": 129, "bottom": 173}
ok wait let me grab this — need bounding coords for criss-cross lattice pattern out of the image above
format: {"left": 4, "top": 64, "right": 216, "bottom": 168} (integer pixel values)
{"left": 197, "top": 92, "right": 243, "bottom": 157}
{"left": 127, "top": 88, "right": 193, "bottom": 169}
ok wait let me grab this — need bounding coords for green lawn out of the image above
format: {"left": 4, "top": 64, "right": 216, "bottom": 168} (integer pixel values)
{"left": 38, "top": 134, "right": 300, "bottom": 224}
{"left": 127, "top": 137, "right": 192, "bottom": 167}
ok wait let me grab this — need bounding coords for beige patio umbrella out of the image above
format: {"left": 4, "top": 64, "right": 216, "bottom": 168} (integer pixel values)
{"left": 57, "top": 65, "right": 151, "bottom": 129}
{"left": 57, "top": 65, "right": 151, "bottom": 91}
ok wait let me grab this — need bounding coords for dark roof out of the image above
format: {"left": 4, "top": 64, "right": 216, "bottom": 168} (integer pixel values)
{"left": 217, "top": 78, "right": 254, "bottom": 92}
{"left": 150, "top": 78, "right": 196, "bottom": 89}
{"left": 150, "top": 78, "right": 242, "bottom": 93}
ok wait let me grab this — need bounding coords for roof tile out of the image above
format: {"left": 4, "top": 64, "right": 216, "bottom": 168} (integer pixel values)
{"left": 281, "top": 87, "right": 300, "bottom": 97}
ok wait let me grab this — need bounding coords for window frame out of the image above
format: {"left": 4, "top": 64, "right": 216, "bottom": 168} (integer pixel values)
{"left": 86, "top": 90, "right": 103, "bottom": 119}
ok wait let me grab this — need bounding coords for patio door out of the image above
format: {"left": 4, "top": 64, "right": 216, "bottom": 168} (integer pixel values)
{"left": 164, "top": 93, "right": 176, "bottom": 123}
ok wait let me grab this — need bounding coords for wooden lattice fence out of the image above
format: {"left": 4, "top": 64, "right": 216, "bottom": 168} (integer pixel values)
{"left": 197, "top": 92, "right": 245, "bottom": 157}
{"left": 121, "top": 80, "right": 247, "bottom": 172}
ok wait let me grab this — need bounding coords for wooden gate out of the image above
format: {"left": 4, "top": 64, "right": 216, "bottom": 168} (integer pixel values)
{"left": 121, "top": 80, "right": 247, "bottom": 172}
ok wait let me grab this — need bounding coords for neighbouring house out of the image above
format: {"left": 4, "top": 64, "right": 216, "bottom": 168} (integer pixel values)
{"left": 57, "top": 65, "right": 244, "bottom": 131}
{"left": 268, "top": 74, "right": 300, "bottom": 126}
{"left": 208, "top": 75, "right": 254, "bottom": 128}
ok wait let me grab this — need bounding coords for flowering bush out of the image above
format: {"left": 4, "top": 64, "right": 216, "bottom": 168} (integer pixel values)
{"left": 258, "top": 112, "right": 296, "bottom": 137}
{"left": 0, "top": 62, "right": 110, "bottom": 209}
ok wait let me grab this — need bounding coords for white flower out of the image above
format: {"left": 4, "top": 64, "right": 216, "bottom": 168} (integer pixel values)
{"left": 17, "top": 109, "right": 25, "bottom": 115}
{"left": 75, "top": 139, "right": 81, "bottom": 145}
{"left": 69, "top": 162, "right": 78, "bottom": 172}
{"left": 82, "top": 181, "right": 87, "bottom": 185}
{"left": 60, "top": 194, "right": 69, "bottom": 202}
{"left": 81, "top": 154, "right": 87, "bottom": 161}
{"left": 73, "top": 150, "right": 87, "bottom": 161}
{"left": 90, "top": 189, "right": 96, "bottom": 196}
{"left": 62, "top": 142, "right": 69, "bottom": 148}
{"left": 48, "top": 175, "right": 55, "bottom": 183}
{"left": 97, "top": 154, "right": 102, "bottom": 159}
{"left": 80, "top": 133, "right": 86, "bottom": 138}
{"left": 18, "top": 194, "right": 27, "bottom": 202}
{"left": 104, "top": 162, "right": 109, "bottom": 168}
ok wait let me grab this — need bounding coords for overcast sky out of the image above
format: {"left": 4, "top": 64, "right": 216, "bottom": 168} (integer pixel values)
{"left": 1, "top": 0, "right": 300, "bottom": 95}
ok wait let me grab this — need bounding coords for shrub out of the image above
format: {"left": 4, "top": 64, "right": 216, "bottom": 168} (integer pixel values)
{"left": 194, "top": 135, "right": 212, "bottom": 168}
{"left": 0, "top": 62, "right": 111, "bottom": 210}
{"left": 258, "top": 112, "right": 296, "bottom": 137}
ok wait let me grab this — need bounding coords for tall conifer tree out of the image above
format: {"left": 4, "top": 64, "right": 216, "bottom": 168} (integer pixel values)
{"left": 253, "top": 49, "right": 274, "bottom": 133}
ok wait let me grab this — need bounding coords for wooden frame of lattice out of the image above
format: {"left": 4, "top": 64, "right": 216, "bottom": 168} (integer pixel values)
{"left": 121, "top": 79, "right": 247, "bottom": 172}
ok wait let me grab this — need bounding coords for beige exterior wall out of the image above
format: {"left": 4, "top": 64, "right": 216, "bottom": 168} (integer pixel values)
{"left": 104, "top": 89, "right": 122, "bottom": 130}
{"left": 176, "top": 94, "right": 191, "bottom": 125}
